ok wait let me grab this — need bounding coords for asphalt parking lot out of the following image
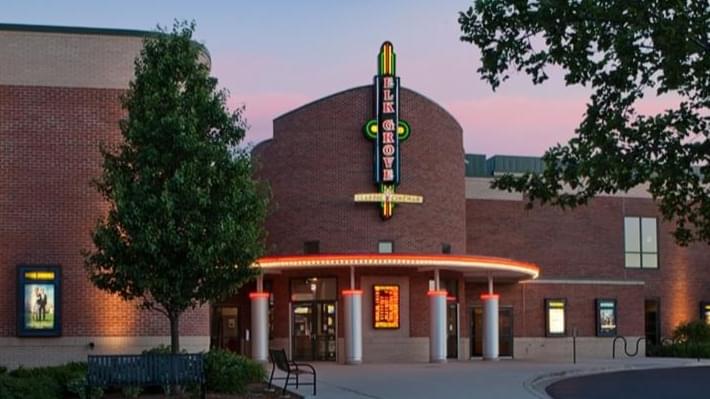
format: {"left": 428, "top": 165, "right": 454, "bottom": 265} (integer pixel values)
{"left": 547, "top": 366, "right": 710, "bottom": 399}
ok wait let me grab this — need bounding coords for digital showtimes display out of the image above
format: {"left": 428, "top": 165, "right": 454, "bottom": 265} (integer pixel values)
{"left": 373, "top": 285, "right": 400, "bottom": 329}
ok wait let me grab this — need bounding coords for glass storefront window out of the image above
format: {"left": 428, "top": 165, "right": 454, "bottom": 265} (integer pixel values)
{"left": 290, "top": 277, "right": 337, "bottom": 302}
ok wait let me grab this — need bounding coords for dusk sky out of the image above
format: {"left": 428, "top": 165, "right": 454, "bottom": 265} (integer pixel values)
{"left": 3, "top": 1, "right": 673, "bottom": 156}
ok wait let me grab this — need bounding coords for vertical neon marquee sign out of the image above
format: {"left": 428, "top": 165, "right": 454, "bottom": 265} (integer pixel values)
{"left": 357, "top": 42, "right": 421, "bottom": 219}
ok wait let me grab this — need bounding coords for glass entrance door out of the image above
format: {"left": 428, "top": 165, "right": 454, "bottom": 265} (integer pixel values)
{"left": 292, "top": 301, "right": 337, "bottom": 361}
{"left": 470, "top": 306, "right": 513, "bottom": 357}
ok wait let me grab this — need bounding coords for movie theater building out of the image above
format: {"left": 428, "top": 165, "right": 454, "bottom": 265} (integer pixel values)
{"left": 1, "top": 24, "right": 709, "bottom": 367}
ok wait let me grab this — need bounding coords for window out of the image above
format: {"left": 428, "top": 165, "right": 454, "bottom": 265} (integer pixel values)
{"left": 378, "top": 241, "right": 393, "bottom": 253}
{"left": 624, "top": 217, "right": 658, "bottom": 268}
{"left": 441, "top": 243, "right": 451, "bottom": 254}
{"left": 545, "top": 298, "right": 566, "bottom": 337}
{"left": 303, "top": 240, "right": 320, "bottom": 254}
{"left": 701, "top": 302, "right": 710, "bottom": 325}
{"left": 290, "top": 277, "right": 337, "bottom": 301}
{"left": 596, "top": 299, "right": 617, "bottom": 336}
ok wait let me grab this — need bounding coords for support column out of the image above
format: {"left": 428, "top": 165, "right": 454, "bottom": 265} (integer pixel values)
{"left": 481, "top": 293, "right": 499, "bottom": 360}
{"left": 342, "top": 290, "right": 363, "bottom": 364}
{"left": 250, "top": 291, "right": 269, "bottom": 363}
{"left": 428, "top": 290, "right": 447, "bottom": 363}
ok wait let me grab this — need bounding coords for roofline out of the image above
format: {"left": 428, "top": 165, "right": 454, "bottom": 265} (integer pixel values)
{"left": 0, "top": 23, "right": 211, "bottom": 66}
{"left": 274, "top": 84, "right": 463, "bottom": 132}
{"left": 0, "top": 23, "right": 157, "bottom": 38}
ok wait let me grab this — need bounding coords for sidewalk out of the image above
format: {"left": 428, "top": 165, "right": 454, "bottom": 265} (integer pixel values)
{"left": 283, "top": 357, "right": 710, "bottom": 399}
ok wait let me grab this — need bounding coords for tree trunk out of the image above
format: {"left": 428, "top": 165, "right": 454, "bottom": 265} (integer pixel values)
{"left": 169, "top": 311, "right": 181, "bottom": 354}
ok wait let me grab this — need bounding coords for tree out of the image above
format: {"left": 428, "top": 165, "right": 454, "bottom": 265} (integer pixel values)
{"left": 84, "top": 21, "right": 267, "bottom": 353}
{"left": 459, "top": 1, "right": 709, "bottom": 245}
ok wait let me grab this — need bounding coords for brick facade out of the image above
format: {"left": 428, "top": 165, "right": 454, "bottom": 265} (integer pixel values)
{"left": 0, "top": 85, "right": 208, "bottom": 340}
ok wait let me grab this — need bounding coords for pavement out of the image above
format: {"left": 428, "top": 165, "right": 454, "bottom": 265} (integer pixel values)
{"left": 278, "top": 357, "right": 710, "bottom": 399}
{"left": 546, "top": 366, "right": 710, "bottom": 399}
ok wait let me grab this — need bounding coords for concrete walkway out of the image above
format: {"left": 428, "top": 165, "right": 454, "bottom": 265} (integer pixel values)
{"left": 281, "top": 358, "right": 710, "bottom": 399}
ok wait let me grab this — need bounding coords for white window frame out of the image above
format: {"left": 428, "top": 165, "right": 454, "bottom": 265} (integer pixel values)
{"left": 624, "top": 216, "right": 658, "bottom": 269}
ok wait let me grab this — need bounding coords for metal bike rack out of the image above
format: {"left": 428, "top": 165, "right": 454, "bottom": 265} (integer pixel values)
{"left": 612, "top": 335, "right": 646, "bottom": 358}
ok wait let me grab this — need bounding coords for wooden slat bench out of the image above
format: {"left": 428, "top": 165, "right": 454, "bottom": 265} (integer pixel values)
{"left": 87, "top": 353, "right": 206, "bottom": 399}
{"left": 268, "top": 349, "right": 316, "bottom": 396}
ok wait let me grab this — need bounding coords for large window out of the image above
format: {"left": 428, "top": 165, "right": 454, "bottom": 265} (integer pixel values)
{"left": 624, "top": 217, "right": 658, "bottom": 268}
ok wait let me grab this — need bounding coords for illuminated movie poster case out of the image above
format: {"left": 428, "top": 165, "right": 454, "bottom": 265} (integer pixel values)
{"left": 373, "top": 285, "right": 400, "bottom": 329}
{"left": 596, "top": 299, "right": 617, "bottom": 337}
{"left": 17, "top": 265, "right": 62, "bottom": 337}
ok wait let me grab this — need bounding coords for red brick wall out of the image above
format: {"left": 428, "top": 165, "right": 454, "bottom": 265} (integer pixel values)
{"left": 0, "top": 85, "right": 208, "bottom": 337}
{"left": 467, "top": 197, "right": 710, "bottom": 338}
{"left": 465, "top": 282, "right": 644, "bottom": 337}
{"left": 253, "top": 86, "right": 466, "bottom": 256}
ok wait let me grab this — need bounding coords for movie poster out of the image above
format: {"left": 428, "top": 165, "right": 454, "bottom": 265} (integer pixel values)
{"left": 17, "top": 266, "right": 61, "bottom": 336}
{"left": 546, "top": 299, "right": 566, "bottom": 336}
{"left": 597, "top": 299, "right": 617, "bottom": 336}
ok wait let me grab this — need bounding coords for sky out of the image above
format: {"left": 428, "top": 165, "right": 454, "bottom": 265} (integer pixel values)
{"left": 2, "top": 1, "right": 673, "bottom": 156}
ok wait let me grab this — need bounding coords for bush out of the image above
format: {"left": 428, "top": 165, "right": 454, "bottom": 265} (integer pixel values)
{"left": 673, "top": 320, "right": 710, "bottom": 343}
{"left": 205, "top": 349, "right": 266, "bottom": 394}
{"left": 0, "top": 373, "right": 62, "bottom": 399}
{"left": 67, "top": 375, "right": 104, "bottom": 399}
{"left": 8, "top": 362, "right": 87, "bottom": 397}
{"left": 648, "top": 342, "right": 710, "bottom": 358}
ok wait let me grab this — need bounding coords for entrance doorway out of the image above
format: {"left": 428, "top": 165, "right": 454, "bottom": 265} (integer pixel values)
{"left": 210, "top": 306, "right": 241, "bottom": 353}
{"left": 470, "top": 306, "right": 513, "bottom": 357}
{"left": 292, "top": 302, "right": 337, "bottom": 361}
{"left": 645, "top": 299, "right": 661, "bottom": 346}
{"left": 447, "top": 303, "right": 458, "bottom": 359}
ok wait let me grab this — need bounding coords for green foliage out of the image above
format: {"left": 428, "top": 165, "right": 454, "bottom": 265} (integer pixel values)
{"left": 0, "top": 373, "right": 62, "bottom": 399}
{"left": 205, "top": 349, "right": 266, "bottom": 394}
{"left": 67, "top": 376, "right": 105, "bottom": 399}
{"left": 122, "top": 385, "right": 143, "bottom": 399}
{"left": 0, "top": 366, "right": 6, "bottom": 374}
{"left": 460, "top": 1, "right": 710, "bottom": 245}
{"left": 83, "top": 19, "right": 268, "bottom": 353}
{"left": 648, "top": 342, "right": 710, "bottom": 359}
{"left": 673, "top": 320, "right": 710, "bottom": 343}
{"left": 9, "top": 362, "right": 87, "bottom": 396}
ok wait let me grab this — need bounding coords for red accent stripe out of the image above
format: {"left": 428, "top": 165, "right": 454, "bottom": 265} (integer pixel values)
{"left": 342, "top": 289, "right": 364, "bottom": 296}
{"left": 249, "top": 292, "right": 270, "bottom": 299}
{"left": 427, "top": 290, "right": 448, "bottom": 296}
{"left": 480, "top": 294, "right": 500, "bottom": 300}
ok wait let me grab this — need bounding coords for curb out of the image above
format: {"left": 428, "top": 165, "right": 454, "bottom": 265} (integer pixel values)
{"left": 522, "top": 360, "right": 710, "bottom": 399}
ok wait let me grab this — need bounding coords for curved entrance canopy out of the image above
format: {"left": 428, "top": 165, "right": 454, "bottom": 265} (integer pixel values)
{"left": 254, "top": 253, "right": 539, "bottom": 281}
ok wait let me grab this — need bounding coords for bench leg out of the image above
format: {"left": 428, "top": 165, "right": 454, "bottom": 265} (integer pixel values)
{"left": 201, "top": 382, "right": 206, "bottom": 399}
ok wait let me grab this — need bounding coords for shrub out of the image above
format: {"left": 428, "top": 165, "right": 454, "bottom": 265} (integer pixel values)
{"left": 205, "top": 349, "right": 266, "bottom": 394}
{"left": 8, "top": 362, "right": 87, "bottom": 397}
{"left": 0, "top": 373, "right": 62, "bottom": 399}
{"left": 673, "top": 320, "right": 710, "bottom": 343}
{"left": 67, "top": 375, "right": 104, "bottom": 399}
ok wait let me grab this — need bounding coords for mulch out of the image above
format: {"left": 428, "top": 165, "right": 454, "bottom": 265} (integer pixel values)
{"left": 97, "top": 383, "right": 303, "bottom": 399}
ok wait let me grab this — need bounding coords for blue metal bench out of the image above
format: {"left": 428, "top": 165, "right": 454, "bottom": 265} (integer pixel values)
{"left": 268, "top": 348, "right": 316, "bottom": 396}
{"left": 87, "top": 353, "right": 206, "bottom": 399}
